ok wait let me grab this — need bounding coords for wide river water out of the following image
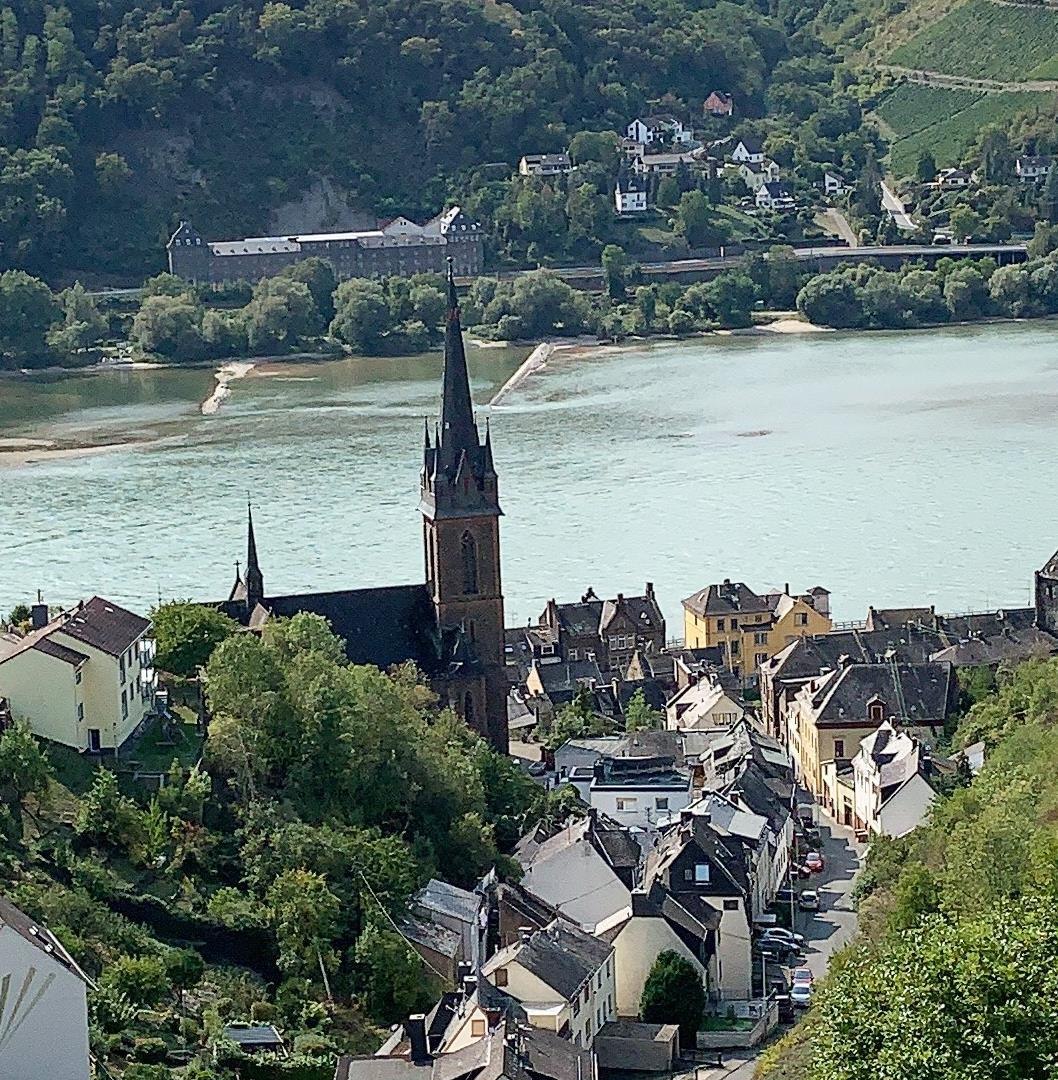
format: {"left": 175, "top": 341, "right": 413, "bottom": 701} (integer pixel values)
{"left": 1, "top": 323, "right": 1057, "bottom": 628}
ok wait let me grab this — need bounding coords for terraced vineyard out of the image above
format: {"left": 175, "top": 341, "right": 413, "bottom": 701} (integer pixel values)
{"left": 876, "top": 83, "right": 1056, "bottom": 175}
{"left": 889, "top": 0, "right": 1058, "bottom": 80}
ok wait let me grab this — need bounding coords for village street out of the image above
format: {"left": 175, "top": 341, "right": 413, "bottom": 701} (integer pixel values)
{"left": 694, "top": 813, "right": 864, "bottom": 1080}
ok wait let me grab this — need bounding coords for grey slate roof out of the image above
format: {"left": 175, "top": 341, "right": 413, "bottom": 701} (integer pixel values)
{"left": 810, "top": 662, "right": 954, "bottom": 727}
{"left": 509, "top": 921, "right": 612, "bottom": 998}
{"left": 58, "top": 596, "right": 149, "bottom": 656}
{"left": 682, "top": 581, "right": 776, "bottom": 619}
{"left": 0, "top": 894, "right": 90, "bottom": 983}
{"left": 33, "top": 637, "right": 89, "bottom": 666}
{"left": 219, "top": 583, "right": 452, "bottom": 674}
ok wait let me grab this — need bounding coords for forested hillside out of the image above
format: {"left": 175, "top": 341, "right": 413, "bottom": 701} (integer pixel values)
{"left": 0, "top": 0, "right": 842, "bottom": 282}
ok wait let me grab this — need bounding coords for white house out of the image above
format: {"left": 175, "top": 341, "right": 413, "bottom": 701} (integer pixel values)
{"left": 514, "top": 813, "right": 633, "bottom": 933}
{"left": 615, "top": 172, "right": 648, "bottom": 214}
{"left": 730, "top": 136, "right": 764, "bottom": 165}
{"left": 0, "top": 596, "right": 156, "bottom": 752}
{"left": 738, "top": 158, "right": 780, "bottom": 192}
{"left": 481, "top": 919, "right": 616, "bottom": 1048}
{"left": 595, "top": 884, "right": 718, "bottom": 1016}
{"left": 519, "top": 153, "right": 573, "bottom": 177}
{"left": 589, "top": 757, "right": 694, "bottom": 830}
{"left": 1016, "top": 154, "right": 1052, "bottom": 183}
{"left": 852, "top": 721, "right": 936, "bottom": 838}
{"left": 666, "top": 678, "right": 746, "bottom": 730}
{"left": 824, "top": 170, "right": 847, "bottom": 196}
{"left": 0, "top": 895, "right": 92, "bottom": 1080}
{"left": 934, "top": 167, "right": 971, "bottom": 189}
{"left": 632, "top": 150, "right": 699, "bottom": 177}
{"left": 755, "top": 181, "right": 795, "bottom": 211}
{"left": 626, "top": 115, "right": 692, "bottom": 146}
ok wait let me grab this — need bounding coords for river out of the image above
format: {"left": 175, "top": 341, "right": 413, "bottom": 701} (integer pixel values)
{"left": 2, "top": 323, "right": 1057, "bottom": 628}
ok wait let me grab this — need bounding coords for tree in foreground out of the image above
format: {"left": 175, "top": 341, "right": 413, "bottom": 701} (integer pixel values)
{"left": 151, "top": 602, "right": 238, "bottom": 677}
{"left": 639, "top": 949, "right": 705, "bottom": 1048}
{"left": 811, "top": 899, "right": 1058, "bottom": 1080}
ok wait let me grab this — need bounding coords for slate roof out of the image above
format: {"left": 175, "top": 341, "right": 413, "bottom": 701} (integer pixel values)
{"left": 808, "top": 662, "right": 954, "bottom": 727}
{"left": 735, "top": 136, "right": 763, "bottom": 155}
{"left": 222, "top": 1023, "right": 284, "bottom": 1048}
{"left": 0, "top": 894, "right": 90, "bottom": 983}
{"left": 621, "top": 881, "right": 720, "bottom": 958}
{"left": 219, "top": 584, "right": 449, "bottom": 674}
{"left": 32, "top": 637, "right": 89, "bottom": 666}
{"left": 647, "top": 816, "right": 751, "bottom": 898}
{"left": 415, "top": 879, "right": 479, "bottom": 925}
{"left": 491, "top": 920, "right": 611, "bottom": 999}
{"left": 57, "top": 596, "right": 149, "bottom": 656}
{"left": 931, "top": 627, "right": 1058, "bottom": 666}
{"left": 682, "top": 581, "right": 776, "bottom": 619}
{"left": 761, "top": 181, "right": 792, "bottom": 198}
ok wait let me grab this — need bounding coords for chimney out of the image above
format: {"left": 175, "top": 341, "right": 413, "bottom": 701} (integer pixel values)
{"left": 407, "top": 1014, "right": 430, "bottom": 1065}
{"left": 679, "top": 808, "right": 694, "bottom": 825}
{"left": 30, "top": 594, "right": 48, "bottom": 630}
{"left": 645, "top": 582, "right": 655, "bottom": 600}
{"left": 784, "top": 582, "right": 790, "bottom": 595}
{"left": 518, "top": 925, "right": 534, "bottom": 944}
{"left": 593, "top": 760, "right": 606, "bottom": 782}
{"left": 462, "top": 973, "right": 478, "bottom": 1000}
{"left": 617, "top": 592, "right": 624, "bottom": 603}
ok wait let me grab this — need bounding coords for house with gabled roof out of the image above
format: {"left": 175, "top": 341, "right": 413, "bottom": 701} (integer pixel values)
{"left": 787, "top": 659, "right": 956, "bottom": 807}
{"left": 0, "top": 894, "right": 92, "bottom": 1080}
{"left": 0, "top": 595, "right": 155, "bottom": 752}
{"left": 481, "top": 919, "right": 616, "bottom": 1048}
{"left": 643, "top": 815, "right": 754, "bottom": 1000}
{"left": 704, "top": 91, "right": 734, "bottom": 118}
{"left": 851, "top": 721, "right": 936, "bottom": 837}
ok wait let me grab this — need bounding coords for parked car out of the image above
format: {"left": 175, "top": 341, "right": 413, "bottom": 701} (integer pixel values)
{"left": 790, "top": 982, "right": 813, "bottom": 1007}
{"left": 799, "top": 890, "right": 820, "bottom": 911}
{"left": 760, "top": 928, "right": 807, "bottom": 950}
{"left": 792, "top": 966, "right": 814, "bottom": 987}
{"left": 804, "top": 851, "right": 825, "bottom": 873}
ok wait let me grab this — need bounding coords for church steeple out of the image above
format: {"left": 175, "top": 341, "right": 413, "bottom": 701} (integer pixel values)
{"left": 437, "top": 260, "right": 480, "bottom": 478}
{"left": 245, "top": 500, "right": 264, "bottom": 612}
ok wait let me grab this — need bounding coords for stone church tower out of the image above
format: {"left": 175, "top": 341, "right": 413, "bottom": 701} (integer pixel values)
{"left": 1036, "top": 549, "right": 1058, "bottom": 633}
{"left": 420, "top": 266, "right": 509, "bottom": 749}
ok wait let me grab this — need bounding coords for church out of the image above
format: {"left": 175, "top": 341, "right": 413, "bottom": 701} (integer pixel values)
{"left": 218, "top": 266, "right": 509, "bottom": 751}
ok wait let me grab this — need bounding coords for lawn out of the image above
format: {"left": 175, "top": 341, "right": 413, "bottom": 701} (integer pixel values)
{"left": 126, "top": 710, "right": 204, "bottom": 775}
{"left": 889, "top": 0, "right": 1058, "bottom": 80}
{"left": 875, "top": 84, "right": 1056, "bottom": 175}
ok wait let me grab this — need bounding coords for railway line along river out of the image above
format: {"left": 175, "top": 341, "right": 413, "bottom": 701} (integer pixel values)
{"left": 2, "top": 322, "right": 1057, "bottom": 626}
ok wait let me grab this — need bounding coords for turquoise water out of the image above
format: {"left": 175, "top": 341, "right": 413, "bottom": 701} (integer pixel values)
{"left": 2, "top": 324, "right": 1057, "bottom": 628}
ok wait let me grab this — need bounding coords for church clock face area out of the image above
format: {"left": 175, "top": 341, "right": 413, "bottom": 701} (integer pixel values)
{"left": 219, "top": 263, "right": 510, "bottom": 752}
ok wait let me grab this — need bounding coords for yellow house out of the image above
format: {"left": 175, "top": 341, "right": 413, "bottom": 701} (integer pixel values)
{"left": 786, "top": 660, "right": 955, "bottom": 807}
{"left": 681, "top": 580, "right": 831, "bottom": 682}
{"left": 0, "top": 596, "right": 156, "bottom": 752}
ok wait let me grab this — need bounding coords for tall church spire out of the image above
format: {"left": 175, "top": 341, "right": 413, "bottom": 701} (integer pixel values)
{"left": 438, "top": 259, "right": 478, "bottom": 476}
{"left": 245, "top": 499, "right": 264, "bottom": 612}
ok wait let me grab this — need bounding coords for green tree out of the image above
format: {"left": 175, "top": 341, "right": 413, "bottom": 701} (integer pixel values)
{"left": 409, "top": 284, "right": 446, "bottom": 336}
{"left": 0, "top": 723, "right": 53, "bottom": 805}
{"left": 949, "top": 205, "right": 981, "bottom": 241}
{"left": 675, "top": 190, "right": 721, "bottom": 248}
{"left": 601, "top": 244, "right": 629, "bottom": 299}
{"left": 639, "top": 950, "right": 706, "bottom": 1047}
{"left": 131, "top": 294, "right": 207, "bottom": 362}
{"left": 625, "top": 690, "right": 662, "bottom": 732}
{"left": 330, "top": 279, "right": 391, "bottom": 354}
{"left": 0, "top": 270, "right": 59, "bottom": 368}
{"left": 543, "top": 687, "right": 613, "bottom": 750}
{"left": 656, "top": 176, "right": 680, "bottom": 209}
{"left": 812, "top": 900, "right": 1058, "bottom": 1080}
{"left": 703, "top": 271, "right": 757, "bottom": 328}
{"left": 915, "top": 151, "right": 937, "bottom": 185}
{"left": 151, "top": 602, "right": 237, "bottom": 676}
{"left": 267, "top": 868, "right": 340, "bottom": 980}
{"left": 242, "top": 276, "right": 318, "bottom": 352}
{"left": 944, "top": 264, "right": 990, "bottom": 321}
{"left": 102, "top": 954, "right": 170, "bottom": 1008}
{"left": 47, "top": 282, "right": 106, "bottom": 356}
{"left": 568, "top": 130, "right": 620, "bottom": 170}
{"left": 277, "top": 257, "right": 337, "bottom": 326}
{"left": 354, "top": 917, "right": 437, "bottom": 1022}
{"left": 73, "top": 768, "right": 135, "bottom": 845}
{"left": 796, "top": 273, "right": 864, "bottom": 328}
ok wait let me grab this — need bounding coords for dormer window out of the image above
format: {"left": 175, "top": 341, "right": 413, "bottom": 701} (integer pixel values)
{"left": 868, "top": 700, "right": 885, "bottom": 723}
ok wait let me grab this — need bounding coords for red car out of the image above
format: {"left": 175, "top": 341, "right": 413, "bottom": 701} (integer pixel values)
{"left": 804, "top": 851, "right": 825, "bottom": 873}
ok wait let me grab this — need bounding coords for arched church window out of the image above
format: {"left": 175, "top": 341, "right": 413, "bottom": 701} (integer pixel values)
{"left": 462, "top": 532, "right": 478, "bottom": 594}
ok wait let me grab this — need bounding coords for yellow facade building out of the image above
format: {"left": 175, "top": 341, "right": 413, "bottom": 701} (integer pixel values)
{"left": 681, "top": 579, "right": 832, "bottom": 683}
{"left": 0, "top": 596, "right": 155, "bottom": 752}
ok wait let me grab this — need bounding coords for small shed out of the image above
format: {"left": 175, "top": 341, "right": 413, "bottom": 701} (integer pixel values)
{"left": 595, "top": 1021, "right": 679, "bottom": 1072}
{"left": 222, "top": 1023, "right": 285, "bottom": 1056}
